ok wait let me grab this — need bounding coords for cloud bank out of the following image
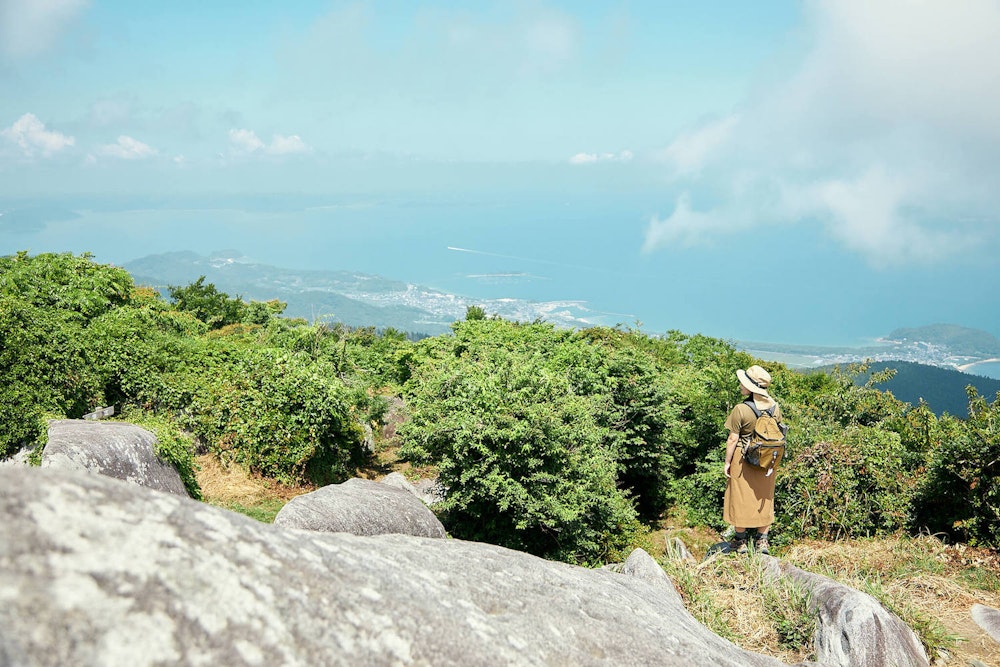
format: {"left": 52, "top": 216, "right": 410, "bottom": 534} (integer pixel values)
{"left": 228, "top": 129, "right": 310, "bottom": 157}
{"left": 569, "top": 150, "right": 633, "bottom": 165}
{"left": 1, "top": 113, "right": 75, "bottom": 157}
{"left": 96, "top": 135, "right": 157, "bottom": 160}
{"left": 644, "top": 0, "right": 1000, "bottom": 266}
{"left": 0, "top": 0, "right": 90, "bottom": 60}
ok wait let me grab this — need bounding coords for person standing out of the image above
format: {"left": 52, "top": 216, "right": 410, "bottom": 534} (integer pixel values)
{"left": 723, "top": 365, "right": 783, "bottom": 554}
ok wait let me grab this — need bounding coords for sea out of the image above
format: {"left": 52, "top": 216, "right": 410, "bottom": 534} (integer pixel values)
{"left": 3, "top": 191, "right": 999, "bottom": 349}
{"left": 964, "top": 361, "right": 1000, "bottom": 381}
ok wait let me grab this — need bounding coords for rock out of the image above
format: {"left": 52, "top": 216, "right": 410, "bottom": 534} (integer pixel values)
{"left": 971, "top": 604, "right": 1000, "bottom": 643}
{"left": 380, "top": 471, "right": 444, "bottom": 506}
{"left": 0, "top": 447, "right": 32, "bottom": 467}
{"left": 40, "top": 419, "right": 188, "bottom": 497}
{"left": 763, "top": 557, "right": 929, "bottom": 667}
{"left": 360, "top": 421, "right": 375, "bottom": 453}
{"left": 621, "top": 548, "right": 684, "bottom": 604}
{"left": 665, "top": 536, "right": 695, "bottom": 562}
{"left": 274, "top": 477, "right": 447, "bottom": 538}
{"left": 0, "top": 467, "right": 794, "bottom": 667}
{"left": 380, "top": 395, "right": 407, "bottom": 443}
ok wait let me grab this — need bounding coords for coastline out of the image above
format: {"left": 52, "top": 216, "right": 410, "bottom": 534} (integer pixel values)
{"left": 957, "top": 358, "right": 1000, "bottom": 372}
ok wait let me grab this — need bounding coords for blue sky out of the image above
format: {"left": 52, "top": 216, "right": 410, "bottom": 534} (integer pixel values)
{"left": 2, "top": 1, "right": 999, "bottom": 344}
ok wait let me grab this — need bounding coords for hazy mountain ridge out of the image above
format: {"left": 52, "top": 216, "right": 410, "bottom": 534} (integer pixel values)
{"left": 124, "top": 251, "right": 608, "bottom": 334}
{"left": 883, "top": 324, "right": 1000, "bottom": 358}
{"left": 811, "top": 360, "right": 1000, "bottom": 416}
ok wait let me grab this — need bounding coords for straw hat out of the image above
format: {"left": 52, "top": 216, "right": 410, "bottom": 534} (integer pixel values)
{"left": 737, "top": 365, "right": 772, "bottom": 398}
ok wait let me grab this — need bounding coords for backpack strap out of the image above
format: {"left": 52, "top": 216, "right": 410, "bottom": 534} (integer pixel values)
{"left": 742, "top": 399, "right": 775, "bottom": 418}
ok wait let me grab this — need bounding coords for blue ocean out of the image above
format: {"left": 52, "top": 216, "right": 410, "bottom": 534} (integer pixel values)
{"left": 2, "top": 191, "right": 998, "bottom": 348}
{"left": 966, "top": 362, "right": 1000, "bottom": 381}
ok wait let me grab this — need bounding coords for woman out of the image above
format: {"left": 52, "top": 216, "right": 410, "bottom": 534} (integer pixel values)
{"left": 723, "top": 365, "right": 783, "bottom": 554}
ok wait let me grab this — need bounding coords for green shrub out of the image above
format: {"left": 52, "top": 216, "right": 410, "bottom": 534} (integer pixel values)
{"left": 400, "top": 343, "right": 641, "bottom": 564}
{"left": 914, "top": 388, "right": 1000, "bottom": 547}
{"left": 777, "top": 426, "right": 917, "bottom": 540}
{"left": 190, "top": 347, "right": 370, "bottom": 485}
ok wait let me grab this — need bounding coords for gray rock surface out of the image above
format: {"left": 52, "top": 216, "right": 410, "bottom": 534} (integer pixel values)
{"left": 0, "top": 467, "right": 797, "bottom": 667}
{"left": 763, "top": 557, "right": 929, "bottom": 667}
{"left": 380, "top": 471, "right": 445, "bottom": 505}
{"left": 273, "top": 477, "right": 447, "bottom": 538}
{"left": 971, "top": 604, "right": 1000, "bottom": 643}
{"left": 41, "top": 419, "right": 188, "bottom": 496}
{"left": 0, "top": 447, "right": 32, "bottom": 467}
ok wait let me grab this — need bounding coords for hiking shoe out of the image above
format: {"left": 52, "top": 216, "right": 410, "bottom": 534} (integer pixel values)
{"left": 729, "top": 532, "right": 748, "bottom": 554}
{"left": 755, "top": 535, "right": 770, "bottom": 555}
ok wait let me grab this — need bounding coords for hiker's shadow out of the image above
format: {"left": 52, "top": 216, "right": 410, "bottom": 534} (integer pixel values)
{"left": 704, "top": 540, "right": 735, "bottom": 559}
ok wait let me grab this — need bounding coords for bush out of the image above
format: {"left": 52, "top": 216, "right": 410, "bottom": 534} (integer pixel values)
{"left": 776, "top": 426, "right": 917, "bottom": 540}
{"left": 190, "top": 347, "right": 370, "bottom": 485}
{"left": 914, "top": 388, "right": 1000, "bottom": 547}
{"left": 400, "top": 342, "right": 641, "bottom": 564}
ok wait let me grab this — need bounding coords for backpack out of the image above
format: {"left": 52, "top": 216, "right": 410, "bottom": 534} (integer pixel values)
{"left": 740, "top": 400, "right": 787, "bottom": 472}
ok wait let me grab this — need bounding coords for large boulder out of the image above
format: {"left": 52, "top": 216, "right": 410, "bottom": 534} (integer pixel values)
{"left": 971, "top": 604, "right": 1000, "bottom": 643}
{"left": 0, "top": 447, "right": 32, "bottom": 467}
{"left": 380, "top": 471, "right": 445, "bottom": 506}
{"left": 41, "top": 419, "right": 188, "bottom": 497}
{"left": 0, "top": 467, "right": 800, "bottom": 667}
{"left": 273, "top": 477, "right": 447, "bottom": 538}
{"left": 763, "top": 557, "right": 929, "bottom": 667}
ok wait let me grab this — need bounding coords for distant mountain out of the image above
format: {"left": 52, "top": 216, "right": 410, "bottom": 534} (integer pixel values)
{"left": 742, "top": 323, "right": 1000, "bottom": 375}
{"left": 813, "top": 360, "right": 1000, "bottom": 417}
{"left": 883, "top": 324, "right": 1000, "bottom": 357}
{"left": 124, "top": 251, "right": 606, "bottom": 335}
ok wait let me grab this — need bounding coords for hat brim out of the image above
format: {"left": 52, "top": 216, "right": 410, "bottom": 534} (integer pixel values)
{"left": 737, "top": 369, "right": 770, "bottom": 398}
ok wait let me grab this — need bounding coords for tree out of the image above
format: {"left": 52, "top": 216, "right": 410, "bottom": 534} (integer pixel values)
{"left": 168, "top": 276, "right": 247, "bottom": 329}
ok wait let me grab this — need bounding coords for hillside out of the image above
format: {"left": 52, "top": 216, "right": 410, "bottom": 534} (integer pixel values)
{"left": 125, "top": 250, "right": 451, "bottom": 335}
{"left": 885, "top": 323, "right": 1000, "bottom": 357}
{"left": 124, "top": 250, "right": 607, "bottom": 335}
{"left": 814, "top": 360, "right": 1000, "bottom": 416}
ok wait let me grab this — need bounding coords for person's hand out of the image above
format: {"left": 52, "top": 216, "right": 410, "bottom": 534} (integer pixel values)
{"left": 724, "top": 460, "right": 731, "bottom": 478}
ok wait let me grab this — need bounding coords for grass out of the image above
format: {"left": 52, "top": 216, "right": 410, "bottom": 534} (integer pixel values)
{"left": 658, "top": 548, "right": 816, "bottom": 664}
{"left": 781, "top": 535, "right": 1000, "bottom": 665}
{"left": 194, "top": 453, "right": 313, "bottom": 523}
{"left": 659, "top": 533, "right": 1000, "bottom": 666}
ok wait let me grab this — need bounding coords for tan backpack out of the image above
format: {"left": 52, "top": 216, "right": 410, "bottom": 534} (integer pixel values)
{"left": 740, "top": 400, "right": 787, "bottom": 473}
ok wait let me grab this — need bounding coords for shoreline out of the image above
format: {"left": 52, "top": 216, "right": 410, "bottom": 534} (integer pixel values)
{"left": 957, "top": 358, "right": 1000, "bottom": 372}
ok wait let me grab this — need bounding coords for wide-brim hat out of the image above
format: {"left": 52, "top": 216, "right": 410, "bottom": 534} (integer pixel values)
{"left": 737, "top": 365, "right": 771, "bottom": 398}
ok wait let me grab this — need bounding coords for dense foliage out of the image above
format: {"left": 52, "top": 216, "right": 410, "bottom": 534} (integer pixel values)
{"left": 3, "top": 252, "right": 999, "bottom": 561}
{"left": 0, "top": 253, "right": 382, "bottom": 488}
{"left": 819, "top": 359, "right": 1000, "bottom": 417}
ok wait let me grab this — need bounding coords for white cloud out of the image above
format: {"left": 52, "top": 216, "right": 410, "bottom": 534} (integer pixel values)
{"left": 642, "top": 194, "right": 755, "bottom": 253}
{"left": 0, "top": 0, "right": 90, "bottom": 60}
{"left": 229, "top": 128, "right": 310, "bottom": 157}
{"left": 229, "top": 128, "right": 266, "bottom": 153}
{"left": 646, "top": 0, "right": 1000, "bottom": 266}
{"left": 96, "top": 135, "right": 157, "bottom": 160}
{"left": 267, "top": 134, "right": 309, "bottom": 156}
{"left": 569, "top": 150, "right": 633, "bottom": 165}
{"left": 657, "top": 115, "right": 739, "bottom": 176}
{"left": 1, "top": 113, "right": 75, "bottom": 157}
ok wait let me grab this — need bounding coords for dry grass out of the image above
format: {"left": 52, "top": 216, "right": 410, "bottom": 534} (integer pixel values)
{"left": 661, "top": 533, "right": 1000, "bottom": 666}
{"left": 782, "top": 536, "right": 1000, "bottom": 666}
{"left": 661, "top": 547, "right": 817, "bottom": 664}
{"left": 194, "top": 454, "right": 315, "bottom": 522}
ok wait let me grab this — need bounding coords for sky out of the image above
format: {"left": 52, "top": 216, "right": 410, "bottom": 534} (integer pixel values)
{"left": 2, "top": 1, "right": 999, "bottom": 346}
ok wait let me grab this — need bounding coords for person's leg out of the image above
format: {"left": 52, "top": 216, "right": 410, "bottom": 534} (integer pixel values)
{"left": 754, "top": 525, "right": 771, "bottom": 554}
{"left": 729, "top": 526, "right": 748, "bottom": 553}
